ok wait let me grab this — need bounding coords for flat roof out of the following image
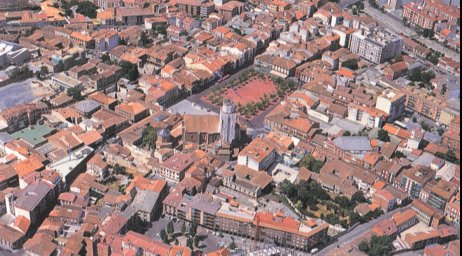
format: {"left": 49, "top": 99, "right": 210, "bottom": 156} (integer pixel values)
{"left": 12, "top": 125, "right": 54, "bottom": 147}
{"left": 48, "top": 146, "right": 94, "bottom": 182}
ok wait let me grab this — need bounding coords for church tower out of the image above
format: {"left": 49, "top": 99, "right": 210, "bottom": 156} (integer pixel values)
{"left": 220, "top": 99, "right": 237, "bottom": 145}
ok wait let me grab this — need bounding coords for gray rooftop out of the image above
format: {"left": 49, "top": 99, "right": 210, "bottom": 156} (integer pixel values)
{"left": 168, "top": 99, "right": 218, "bottom": 116}
{"left": 15, "top": 182, "right": 51, "bottom": 212}
{"left": 0, "top": 132, "right": 13, "bottom": 144}
{"left": 73, "top": 99, "right": 101, "bottom": 114}
{"left": 131, "top": 190, "right": 160, "bottom": 213}
{"left": 334, "top": 136, "right": 372, "bottom": 152}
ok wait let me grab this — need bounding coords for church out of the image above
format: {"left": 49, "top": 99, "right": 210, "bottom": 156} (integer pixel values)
{"left": 182, "top": 100, "right": 240, "bottom": 154}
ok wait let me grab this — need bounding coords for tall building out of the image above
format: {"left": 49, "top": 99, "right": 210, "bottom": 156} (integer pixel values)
{"left": 349, "top": 28, "right": 404, "bottom": 64}
{"left": 376, "top": 89, "right": 407, "bottom": 122}
{"left": 220, "top": 100, "right": 237, "bottom": 145}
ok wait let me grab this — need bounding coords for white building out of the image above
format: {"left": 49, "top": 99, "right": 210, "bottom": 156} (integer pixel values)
{"left": 376, "top": 89, "right": 407, "bottom": 122}
{"left": 347, "top": 103, "right": 386, "bottom": 129}
{"left": 349, "top": 28, "right": 403, "bottom": 64}
{"left": 237, "top": 138, "right": 277, "bottom": 171}
{"left": 0, "top": 41, "right": 30, "bottom": 68}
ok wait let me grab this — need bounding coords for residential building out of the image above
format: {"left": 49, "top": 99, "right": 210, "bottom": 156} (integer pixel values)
{"left": 175, "top": 0, "right": 216, "bottom": 17}
{"left": 376, "top": 89, "right": 407, "bottom": 122}
{"left": 349, "top": 28, "right": 404, "bottom": 64}
{"left": 152, "top": 152, "right": 195, "bottom": 182}
{"left": 0, "top": 103, "right": 48, "bottom": 133}
{"left": 237, "top": 138, "right": 277, "bottom": 171}
{"left": 115, "top": 102, "right": 150, "bottom": 123}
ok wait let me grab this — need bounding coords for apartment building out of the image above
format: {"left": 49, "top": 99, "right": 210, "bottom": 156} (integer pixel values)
{"left": 115, "top": 102, "right": 149, "bottom": 123}
{"left": 10, "top": 181, "right": 56, "bottom": 226}
{"left": 349, "top": 28, "right": 404, "bottom": 64}
{"left": 444, "top": 192, "right": 460, "bottom": 224}
{"left": 237, "top": 138, "right": 277, "bottom": 171}
{"left": 152, "top": 152, "right": 195, "bottom": 182}
{"left": 0, "top": 103, "right": 49, "bottom": 133}
{"left": 163, "top": 193, "right": 330, "bottom": 252}
{"left": 404, "top": 87, "right": 446, "bottom": 121}
{"left": 376, "top": 89, "right": 407, "bottom": 122}
{"left": 176, "top": 0, "right": 215, "bottom": 17}
{"left": 264, "top": 105, "right": 319, "bottom": 141}
{"left": 400, "top": 166, "right": 435, "bottom": 198}
{"left": 217, "top": 1, "right": 245, "bottom": 20}
{"left": 347, "top": 103, "right": 387, "bottom": 129}
{"left": 403, "top": 2, "right": 438, "bottom": 30}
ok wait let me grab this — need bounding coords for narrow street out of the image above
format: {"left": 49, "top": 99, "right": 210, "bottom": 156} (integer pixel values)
{"left": 318, "top": 205, "right": 412, "bottom": 255}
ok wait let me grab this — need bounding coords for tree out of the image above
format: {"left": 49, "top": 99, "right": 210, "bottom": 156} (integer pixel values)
{"left": 67, "top": 87, "right": 83, "bottom": 101}
{"left": 394, "top": 151, "right": 405, "bottom": 158}
{"left": 420, "top": 121, "right": 431, "bottom": 132}
{"left": 334, "top": 196, "right": 350, "bottom": 209}
{"left": 113, "top": 164, "right": 126, "bottom": 175}
{"left": 422, "top": 71, "right": 435, "bottom": 84}
{"left": 229, "top": 237, "right": 237, "bottom": 250}
{"left": 394, "top": 55, "right": 404, "bottom": 62}
{"left": 299, "top": 155, "right": 325, "bottom": 173}
{"left": 167, "top": 220, "right": 174, "bottom": 235}
{"left": 359, "top": 235, "right": 394, "bottom": 256}
{"left": 359, "top": 240, "right": 370, "bottom": 252}
{"left": 9, "top": 65, "right": 31, "bottom": 79}
{"left": 62, "top": 0, "right": 98, "bottom": 18}
{"left": 140, "top": 31, "right": 150, "bottom": 47}
{"left": 427, "top": 51, "right": 442, "bottom": 65}
{"left": 35, "top": 66, "right": 48, "bottom": 80}
{"left": 186, "top": 237, "right": 193, "bottom": 249}
{"left": 378, "top": 129, "right": 390, "bottom": 142}
{"left": 119, "top": 61, "right": 139, "bottom": 81}
{"left": 160, "top": 229, "right": 168, "bottom": 243}
{"left": 408, "top": 69, "right": 422, "bottom": 82}
{"left": 181, "top": 222, "right": 186, "bottom": 235}
{"left": 152, "top": 24, "right": 168, "bottom": 37}
{"left": 193, "top": 236, "right": 200, "bottom": 247}
{"left": 351, "top": 191, "right": 366, "bottom": 205}
{"left": 140, "top": 124, "right": 158, "bottom": 150}
{"left": 422, "top": 29, "right": 435, "bottom": 39}
{"left": 342, "top": 59, "right": 359, "bottom": 70}
{"left": 189, "top": 223, "right": 197, "bottom": 237}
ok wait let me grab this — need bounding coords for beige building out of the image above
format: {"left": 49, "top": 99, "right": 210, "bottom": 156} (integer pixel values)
{"left": 376, "top": 89, "right": 407, "bottom": 122}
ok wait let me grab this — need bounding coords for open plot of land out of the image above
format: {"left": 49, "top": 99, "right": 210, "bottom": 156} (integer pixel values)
{"left": 224, "top": 78, "right": 277, "bottom": 105}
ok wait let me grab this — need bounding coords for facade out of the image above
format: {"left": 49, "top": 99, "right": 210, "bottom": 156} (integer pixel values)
{"left": 403, "top": 3, "right": 438, "bottom": 30}
{"left": 349, "top": 28, "right": 403, "bottom": 64}
{"left": 152, "top": 153, "right": 195, "bottom": 182}
{"left": 376, "top": 90, "right": 406, "bottom": 122}
{"left": 237, "top": 138, "right": 277, "bottom": 171}
{"left": 115, "top": 102, "right": 149, "bottom": 123}
{"left": 404, "top": 88, "right": 445, "bottom": 121}
{"left": 176, "top": 0, "right": 215, "bottom": 17}
{"left": 0, "top": 103, "right": 49, "bottom": 133}
{"left": 400, "top": 167, "right": 435, "bottom": 199}
{"left": 444, "top": 192, "right": 460, "bottom": 224}
{"left": 347, "top": 103, "right": 386, "bottom": 129}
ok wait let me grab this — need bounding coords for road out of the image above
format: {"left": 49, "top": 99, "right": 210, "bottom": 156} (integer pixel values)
{"left": 363, "top": 2, "right": 460, "bottom": 61}
{"left": 318, "top": 205, "right": 412, "bottom": 255}
{"left": 339, "top": 0, "right": 361, "bottom": 8}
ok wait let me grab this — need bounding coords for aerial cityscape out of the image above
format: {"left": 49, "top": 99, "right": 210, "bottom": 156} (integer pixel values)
{"left": 0, "top": 0, "right": 459, "bottom": 255}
